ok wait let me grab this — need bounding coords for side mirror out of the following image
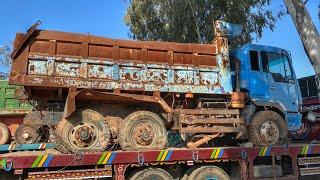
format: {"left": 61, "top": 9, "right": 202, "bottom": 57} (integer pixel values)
{"left": 214, "top": 21, "right": 243, "bottom": 38}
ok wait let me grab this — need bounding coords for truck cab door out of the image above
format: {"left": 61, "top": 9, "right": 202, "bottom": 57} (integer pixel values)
{"left": 261, "top": 51, "right": 300, "bottom": 112}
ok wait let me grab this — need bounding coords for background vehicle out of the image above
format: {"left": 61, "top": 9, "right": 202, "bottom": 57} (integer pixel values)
{"left": 0, "top": 80, "right": 32, "bottom": 144}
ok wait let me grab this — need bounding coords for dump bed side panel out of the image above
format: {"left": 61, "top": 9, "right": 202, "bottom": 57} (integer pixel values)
{"left": 9, "top": 30, "right": 232, "bottom": 94}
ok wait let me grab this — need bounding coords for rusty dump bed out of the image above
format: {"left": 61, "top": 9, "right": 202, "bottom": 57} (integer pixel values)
{"left": 9, "top": 23, "right": 232, "bottom": 94}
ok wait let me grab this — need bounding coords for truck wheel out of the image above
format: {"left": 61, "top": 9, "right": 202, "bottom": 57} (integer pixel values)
{"left": 182, "top": 165, "right": 230, "bottom": 180}
{"left": 14, "top": 124, "right": 41, "bottom": 144}
{"left": 119, "top": 111, "right": 167, "bottom": 151}
{"left": 129, "top": 168, "right": 173, "bottom": 180}
{"left": 249, "top": 110, "right": 287, "bottom": 146}
{"left": 57, "top": 109, "right": 110, "bottom": 153}
{"left": 0, "top": 122, "right": 10, "bottom": 144}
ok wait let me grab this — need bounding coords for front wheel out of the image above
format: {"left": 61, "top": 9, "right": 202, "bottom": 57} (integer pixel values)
{"left": 249, "top": 110, "right": 287, "bottom": 146}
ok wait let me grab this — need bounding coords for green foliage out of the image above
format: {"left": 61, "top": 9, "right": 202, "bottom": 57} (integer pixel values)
{"left": 124, "top": 0, "right": 284, "bottom": 46}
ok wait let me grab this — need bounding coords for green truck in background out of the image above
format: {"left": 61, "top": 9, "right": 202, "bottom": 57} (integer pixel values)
{"left": 0, "top": 80, "right": 32, "bottom": 144}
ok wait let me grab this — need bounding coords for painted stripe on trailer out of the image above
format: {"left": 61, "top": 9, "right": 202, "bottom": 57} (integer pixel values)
{"left": 214, "top": 148, "right": 221, "bottom": 159}
{"left": 97, "top": 152, "right": 107, "bottom": 165}
{"left": 258, "top": 147, "right": 270, "bottom": 156}
{"left": 43, "top": 155, "right": 53, "bottom": 167}
{"left": 37, "top": 155, "right": 48, "bottom": 167}
{"left": 156, "top": 150, "right": 172, "bottom": 161}
{"left": 157, "top": 150, "right": 165, "bottom": 161}
{"left": 108, "top": 152, "right": 116, "bottom": 164}
{"left": 218, "top": 149, "right": 224, "bottom": 158}
{"left": 210, "top": 148, "right": 218, "bottom": 159}
{"left": 165, "top": 150, "right": 173, "bottom": 161}
{"left": 210, "top": 148, "right": 224, "bottom": 159}
{"left": 31, "top": 155, "right": 43, "bottom": 168}
{"left": 301, "top": 145, "right": 311, "bottom": 155}
{"left": 102, "top": 152, "right": 112, "bottom": 165}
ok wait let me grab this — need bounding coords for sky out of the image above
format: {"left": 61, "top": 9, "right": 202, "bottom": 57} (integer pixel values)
{"left": 0, "top": 0, "right": 319, "bottom": 78}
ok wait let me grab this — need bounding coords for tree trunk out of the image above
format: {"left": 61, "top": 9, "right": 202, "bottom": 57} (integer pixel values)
{"left": 284, "top": 0, "right": 320, "bottom": 95}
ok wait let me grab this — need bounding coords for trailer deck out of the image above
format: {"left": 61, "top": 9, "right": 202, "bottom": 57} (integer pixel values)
{"left": 0, "top": 143, "right": 319, "bottom": 179}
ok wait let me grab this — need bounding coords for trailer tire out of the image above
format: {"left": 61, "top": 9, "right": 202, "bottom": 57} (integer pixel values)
{"left": 57, "top": 109, "right": 110, "bottom": 153}
{"left": 119, "top": 111, "right": 167, "bottom": 151}
{"left": 0, "top": 122, "right": 10, "bottom": 144}
{"left": 128, "top": 168, "right": 173, "bottom": 180}
{"left": 182, "top": 165, "right": 230, "bottom": 180}
{"left": 249, "top": 110, "right": 287, "bottom": 146}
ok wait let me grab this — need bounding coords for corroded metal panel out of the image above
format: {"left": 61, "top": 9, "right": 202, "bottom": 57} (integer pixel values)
{"left": 10, "top": 21, "right": 234, "bottom": 95}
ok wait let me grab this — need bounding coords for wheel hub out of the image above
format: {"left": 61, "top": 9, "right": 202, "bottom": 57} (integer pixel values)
{"left": 133, "top": 124, "right": 154, "bottom": 146}
{"left": 69, "top": 122, "right": 98, "bottom": 149}
{"left": 15, "top": 125, "right": 39, "bottom": 144}
{"left": 260, "top": 121, "right": 280, "bottom": 145}
{"left": 23, "top": 132, "right": 29, "bottom": 139}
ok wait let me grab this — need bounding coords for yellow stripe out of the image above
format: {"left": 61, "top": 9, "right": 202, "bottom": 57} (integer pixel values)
{"left": 37, "top": 155, "right": 48, "bottom": 167}
{"left": 262, "top": 147, "right": 268, "bottom": 156}
{"left": 214, "top": 148, "right": 221, "bottom": 159}
{"left": 304, "top": 145, "right": 309, "bottom": 155}
{"left": 160, "top": 150, "right": 169, "bottom": 161}
{"left": 102, "top": 152, "right": 112, "bottom": 164}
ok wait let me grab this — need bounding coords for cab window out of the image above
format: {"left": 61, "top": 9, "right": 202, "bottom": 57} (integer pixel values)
{"left": 249, "top": 50, "right": 260, "bottom": 71}
{"left": 261, "top": 51, "right": 292, "bottom": 83}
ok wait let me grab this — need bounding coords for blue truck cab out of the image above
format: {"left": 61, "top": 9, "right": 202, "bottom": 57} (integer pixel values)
{"left": 231, "top": 44, "right": 302, "bottom": 134}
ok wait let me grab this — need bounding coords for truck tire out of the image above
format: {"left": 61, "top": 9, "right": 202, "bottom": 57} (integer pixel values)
{"left": 0, "top": 122, "right": 10, "bottom": 144}
{"left": 128, "top": 168, "right": 173, "bottom": 180}
{"left": 14, "top": 124, "right": 41, "bottom": 144}
{"left": 182, "top": 165, "right": 230, "bottom": 180}
{"left": 57, "top": 109, "right": 110, "bottom": 153}
{"left": 249, "top": 110, "right": 287, "bottom": 146}
{"left": 119, "top": 111, "right": 167, "bottom": 151}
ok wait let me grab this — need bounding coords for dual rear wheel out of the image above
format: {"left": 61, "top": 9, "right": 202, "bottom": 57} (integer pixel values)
{"left": 57, "top": 109, "right": 167, "bottom": 153}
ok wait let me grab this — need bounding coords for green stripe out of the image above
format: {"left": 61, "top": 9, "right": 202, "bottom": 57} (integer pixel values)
{"left": 303, "top": 145, "right": 309, "bottom": 155}
{"left": 301, "top": 146, "right": 306, "bottom": 155}
{"left": 97, "top": 152, "right": 107, "bottom": 165}
{"left": 157, "top": 150, "right": 165, "bottom": 161}
{"left": 259, "top": 148, "right": 264, "bottom": 156}
{"left": 210, "top": 149, "right": 217, "bottom": 159}
{"left": 31, "top": 155, "right": 43, "bottom": 168}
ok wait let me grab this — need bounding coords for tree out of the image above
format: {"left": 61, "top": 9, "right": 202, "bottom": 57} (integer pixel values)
{"left": 0, "top": 44, "right": 12, "bottom": 78}
{"left": 124, "top": 0, "right": 284, "bottom": 46}
{"left": 284, "top": 0, "right": 320, "bottom": 95}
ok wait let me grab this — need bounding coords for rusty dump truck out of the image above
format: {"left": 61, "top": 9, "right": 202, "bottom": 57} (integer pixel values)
{"left": 6, "top": 21, "right": 302, "bottom": 153}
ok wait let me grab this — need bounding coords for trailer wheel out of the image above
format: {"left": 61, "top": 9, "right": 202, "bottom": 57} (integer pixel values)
{"left": 249, "top": 110, "right": 287, "bottom": 146}
{"left": 182, "top": 165, "right": 230, "bottom": 180}
{"left": 57, "top": 109, "right": 110, "bottom": 153}
{"left": 14, "top": 124, "right": 41, "bottom": 144}
{"left": 129, "top": 168, "right": 173, "bottom": 180}
{"left": 119, "top": 111, "right": 167, "bottom": 151}
{"left": 0, "top": 122, "right": 10, "bottom": 144}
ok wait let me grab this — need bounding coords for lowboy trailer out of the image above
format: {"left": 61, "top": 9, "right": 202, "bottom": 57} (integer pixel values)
{"left": 0, "top": 143, "right": 320, "bottom": 179}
